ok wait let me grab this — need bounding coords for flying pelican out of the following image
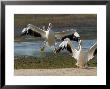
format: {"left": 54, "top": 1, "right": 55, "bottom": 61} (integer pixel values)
{"left": 54, "top": 38, "right": 97, "bottom": 68}
{"left": 21, "top": 23, "right": 55, "bottom": 46}
{"left": 21, "top": 23, "right": 80, "bottom": 51}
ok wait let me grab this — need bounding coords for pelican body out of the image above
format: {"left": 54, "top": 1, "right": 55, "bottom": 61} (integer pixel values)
{"left": 75, "top": 41, "right": 97, "bottom": 68}
{"left": 45, "top": 29, "right": 55, "bottom": 46}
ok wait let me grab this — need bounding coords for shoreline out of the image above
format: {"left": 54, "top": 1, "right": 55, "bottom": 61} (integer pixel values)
{"left": 14, "top": 67, "right": 97, "bottom": 76}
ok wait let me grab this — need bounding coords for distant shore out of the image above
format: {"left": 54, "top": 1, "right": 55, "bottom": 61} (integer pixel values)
{"left": 14, "top": 14, "right": 97, "bottom": 28}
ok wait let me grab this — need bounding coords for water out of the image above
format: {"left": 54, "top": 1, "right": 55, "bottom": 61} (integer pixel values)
{"left": 14, "top": 40, "right": 96, "bottom": 57}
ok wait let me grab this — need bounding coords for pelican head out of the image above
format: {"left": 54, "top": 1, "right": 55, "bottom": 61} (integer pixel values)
{"left": 73, "top": 30, "right": 80, "bottom": 42}
{"left": 49, "top": 23, "right": 52, "bottom": 27}
{"left": 48, "top": 23, "right": 52, "bottom": 30}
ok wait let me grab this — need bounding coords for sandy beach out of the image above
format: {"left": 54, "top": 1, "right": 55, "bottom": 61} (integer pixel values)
{"left": 14, "top": 67, "right": 97, "bottom": 76}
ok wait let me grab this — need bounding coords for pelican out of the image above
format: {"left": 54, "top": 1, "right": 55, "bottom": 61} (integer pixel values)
{"left": 73, "top": 40, "right": 97, "bottom": 68}
{"left": 54, "top": 38, "right": 97, "bottom": 68}
{"left": 21, "top": 23, "right": 80, "bottom": 51}
{"left": 21, "top": 23, "right": 55, "bottom": 46}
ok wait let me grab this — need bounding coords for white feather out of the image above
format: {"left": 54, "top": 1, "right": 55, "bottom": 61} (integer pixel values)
{"left": 72, "top": 40, "right": 97, "bottom": 68}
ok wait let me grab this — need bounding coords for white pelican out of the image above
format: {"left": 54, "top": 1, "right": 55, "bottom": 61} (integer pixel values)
{"left": 21, "top": 23, "right": 80, "bottom": 51}
{"left": 74, "top": 40, "right": 97, "bottom": 68}
{"left": 54, "top": 38, "right": 97, "bottom": 68}
{"left": 21, "top": 23, "right": 55, "bottom": 46}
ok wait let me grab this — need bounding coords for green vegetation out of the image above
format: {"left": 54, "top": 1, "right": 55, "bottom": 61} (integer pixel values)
{"left": 14, "top": 54, "right": 97, "bottom": 69}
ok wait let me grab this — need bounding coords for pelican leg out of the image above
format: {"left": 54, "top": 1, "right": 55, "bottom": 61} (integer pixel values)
{"left": 40, "top": 46, "right": 45, "bottom": 52}
{"left": 40, "top": 41, "right": 46, "bottom": 52}
{"left": 75, "top": 62, "right": 80, "bottom": 68}
{"left": 43, "top": 41, "right": 47, "bottom": 47}
{"left": 75, "top": 61, "right": 87, "bottom": 69}
{"left": 53, "top": 47, "right": 57, "bottom": 53}
{"left": 84, "top": 63, "right": 88, "bottom": 69}
{"left": 79, "top": 63, "right": 88, "bottom": 69}
{"left": 53, "top": 42, "right": 58, "bottom": 53}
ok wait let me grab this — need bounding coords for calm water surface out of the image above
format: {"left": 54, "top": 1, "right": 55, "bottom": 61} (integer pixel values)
{"left": 14, "top": 40, "right": 96, "bottom": 57}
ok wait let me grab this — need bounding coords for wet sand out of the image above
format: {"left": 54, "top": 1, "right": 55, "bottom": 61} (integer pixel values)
{"left": 14, "top": 67, "right": 97, "bottom": 76}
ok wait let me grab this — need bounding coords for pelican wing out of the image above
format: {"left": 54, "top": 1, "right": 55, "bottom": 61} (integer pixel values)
{"left": 55, "top": 31, "right": 70, "bottom": 39}
{"left": 88, "top": 42, "right": 97, "bottom": 61}
{"left": 55, "top": 30, "right": 80, "bottom": 40}
{"left": 72, "top": 48, "right": 81, "bottom": 60}
{"left": 28, "top": 24, "right": 46, "bottom": 38}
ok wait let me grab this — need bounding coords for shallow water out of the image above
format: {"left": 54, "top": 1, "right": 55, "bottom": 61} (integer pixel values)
{"left": 14, "top": 40, "right": 96, "bottom": 57}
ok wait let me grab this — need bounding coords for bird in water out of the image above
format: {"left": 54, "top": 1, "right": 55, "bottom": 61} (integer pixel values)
{"left": 21, "top": 23, "right": 80, "bottom": 52}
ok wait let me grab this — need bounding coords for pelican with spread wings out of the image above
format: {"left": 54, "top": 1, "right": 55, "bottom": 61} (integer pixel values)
{"left": 54, "top": 38, "right": 97, "bottom": 68}
{"left": 21, "top": 23, "right": 80, "bottom": 51}
{"left": 73, "top": 40, "right": 97, "bottom": 68}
